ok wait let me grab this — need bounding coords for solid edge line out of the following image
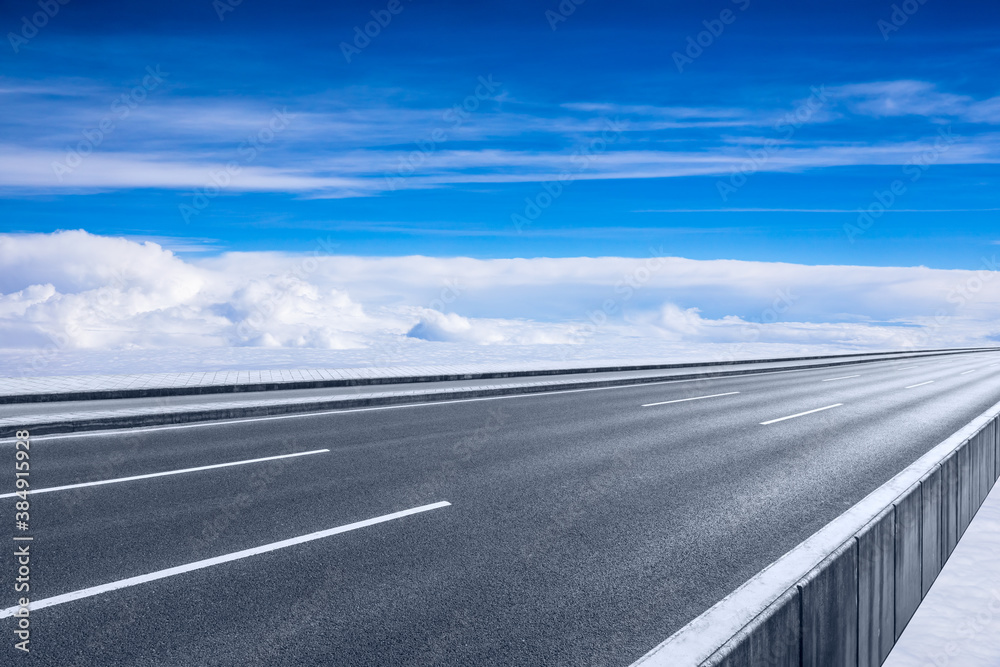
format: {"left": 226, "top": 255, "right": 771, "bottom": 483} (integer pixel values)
{"left": 821, "top": 375, "right": 860, "bottom": 382}
{"left": 0, "top": 501, "right": 451, "bottom": 618}
{"left": 905, "top": 381, "right": 935, "bottom": 389}
{"left": 0, "top": 450, "right": 330, "bottom": 499}
{"left": 630, "top": 396, "right": 1000, "bottom": 666}
{"left": 23, "top": 351, "right": 998, "bottom": 441}
{"left": 759, "top": 403, "right": 843, "bottom": 425}
{"left": 641, "top": 392, "right": 739, "bottom": 407}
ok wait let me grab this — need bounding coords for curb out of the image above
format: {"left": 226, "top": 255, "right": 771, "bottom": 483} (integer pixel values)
{"left": 8, "top": 349, "right": 998, "bottom": 436}
{"left": 2, "top": 347, "right": 994, "bottom": 405}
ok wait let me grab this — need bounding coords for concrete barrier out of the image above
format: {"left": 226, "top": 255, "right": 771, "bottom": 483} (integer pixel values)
{"left": 919, "top": 466, "right": 942, "bottom": 597}
{"left": 3, "top": 347, "right": 995, "bottom": 404}
{"left": 633, "top": 401, "right": 1000, "bottom": 667}
{"left": 892, "top": 484, "right": 922, "bottom": 640}
{"left": 857, "top": 508, "right": 893, "bottom": 667}
{"left": 10, "top": 352, "right": 1000, "bottom": 437}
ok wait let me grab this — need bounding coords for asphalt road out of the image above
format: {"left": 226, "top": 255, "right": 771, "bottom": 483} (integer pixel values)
{"left": 5, "top": 350, "right": 1000, "bottom": 666}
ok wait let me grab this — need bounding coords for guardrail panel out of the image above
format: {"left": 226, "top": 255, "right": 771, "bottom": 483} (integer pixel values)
{"left": 856, "top": 507, "right": 895, "bottom": 667}
{"left": 919, "top": 466, "right": 943, "bottom": 597}
{"left": 701, "top": 586, "right": 801, "bottom": 667}
{"left": 957, "top": 441, "right": 973, "bottom": 536}
{"left": 893, "top": 485, "right": 922, "bottom": 640}
{"left": 799, "top": 539, "right": 859, "bottom": 667}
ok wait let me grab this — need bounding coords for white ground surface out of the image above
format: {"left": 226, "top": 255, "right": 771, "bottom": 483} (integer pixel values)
{"left": 0, "top": 340, "right": 873, "bottom": 378}
{"left": 885, "top": 480, "right": 1000, "bottom": 667}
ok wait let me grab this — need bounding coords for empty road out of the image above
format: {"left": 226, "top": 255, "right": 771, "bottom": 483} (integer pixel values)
{"left": 5, "top": 350, "right": 1000, "bottom": 665}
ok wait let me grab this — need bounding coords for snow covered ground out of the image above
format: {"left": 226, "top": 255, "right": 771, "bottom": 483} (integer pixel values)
{"left": 0, "top": 340, "right": 875, "bottom": 378}
{"left": 885, "top": 479, "right": 1000, "bottom": 667}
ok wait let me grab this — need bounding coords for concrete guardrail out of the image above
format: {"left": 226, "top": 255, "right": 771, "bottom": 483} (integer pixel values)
{"left": 634, "top": 397, "right": 1000, "bottom": 667}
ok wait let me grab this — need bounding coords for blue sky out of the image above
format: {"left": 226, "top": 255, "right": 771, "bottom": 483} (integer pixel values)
{"left": 2, "top": 0, "right": 999, "bottom": 268}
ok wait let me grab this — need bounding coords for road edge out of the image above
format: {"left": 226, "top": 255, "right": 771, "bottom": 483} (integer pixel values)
{"left": 3, "top": 347, "right": 994, "bottom": 405}
{"left": 7, "top": 349, "right": 996, "bottom": 435}
{"left": 631, "top": 393, "right": 1000, "bottom": 666}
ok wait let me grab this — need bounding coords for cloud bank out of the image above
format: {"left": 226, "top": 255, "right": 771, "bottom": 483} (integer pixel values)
{"left": 2, "top": 231, "right": 999, "bottom": 374}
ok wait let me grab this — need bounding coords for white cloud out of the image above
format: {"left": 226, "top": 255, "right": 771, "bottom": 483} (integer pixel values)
{"left": 828, "top": 81, "right": 1000, "bottom": 124}
{"left": 3, "top": 78, "right": 1000, "bottom": 196}
{"left": 405, "top": 309, "right": 582, "bottom": 345}
{"left": 2, "top": 231, "right": 1000, "bottom": 369}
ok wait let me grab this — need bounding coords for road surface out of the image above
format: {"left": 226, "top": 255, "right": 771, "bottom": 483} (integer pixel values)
{"left": 5, "top": 350, "right": 1000, "bottom": 665}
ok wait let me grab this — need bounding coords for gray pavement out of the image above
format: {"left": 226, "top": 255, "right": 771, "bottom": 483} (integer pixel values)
{"left": 3, "top": 350, "right": 1000, "bottom": 665}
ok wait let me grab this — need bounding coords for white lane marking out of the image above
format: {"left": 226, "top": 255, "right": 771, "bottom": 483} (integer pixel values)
{"left": 906, "top": 381, "right": 934, "bottom": 389}
{"left": 0, "top": 501, "right": 450, "bottom": 618}
{"left": 0, "top": 450, "right": 329, "bottom": 500}
{"left": 961, "top": 369, "right": 977, "bottom": 375}
{"left": 760, "top": 403, "right": 843, "bottom": 425}
{"left": 894, "top": 365, "right": 919, "bottom": 370}
{"left": 642, "top": 392, "right": 739, "bottom": 407}
{"left": 17, "top": 352, "right": 992, "bottom": 442}
{"left": 822, "top": 375, "right": 860, "bottom": 382}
